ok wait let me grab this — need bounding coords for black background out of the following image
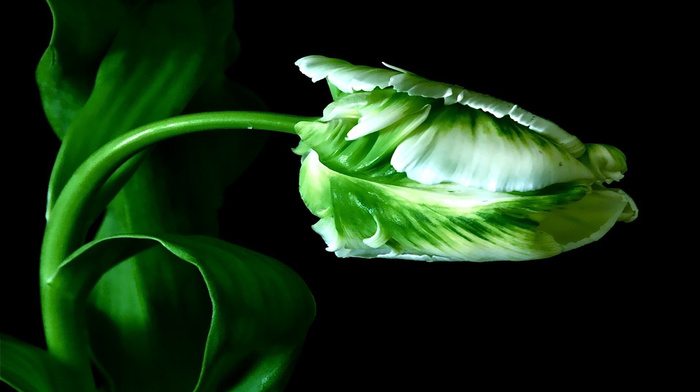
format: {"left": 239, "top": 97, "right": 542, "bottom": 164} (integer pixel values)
{"left": 3, "top": 1, "right": 680, "bottom": 391}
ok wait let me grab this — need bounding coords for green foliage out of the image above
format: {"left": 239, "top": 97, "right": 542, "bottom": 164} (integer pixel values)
{"left": 38, "top": 0, "right": 265, "bottom": 215}
{"left": 3, "top": 2, "right": 640, "bottom": 390}
{"left": 1, "top": 1, "right": 314, "bottom": 391}
{"left": 50, "top": 234, "right": 315, "bottom": 391}
{"left": 0, "top": 335, "right": 69, "bottom": 392}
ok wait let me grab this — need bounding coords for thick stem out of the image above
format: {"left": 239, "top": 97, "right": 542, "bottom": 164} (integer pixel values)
{"left": 39, "top": 111, "right": 312, "bottom": 391}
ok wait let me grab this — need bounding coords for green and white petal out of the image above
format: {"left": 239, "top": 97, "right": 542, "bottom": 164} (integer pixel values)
{"left": 391, "top": 105, "right": 596, "bottom": 192}
{"left": 578, "top": 143, "right": 628, "bottom": 184}
{"left": 387, "top": 71, "right": 456, "bottom": 102}
{"left": 296, "top": 55, "right": 585, "bottom": 156}
{"left": 345, "top": 92, "right": 431, "bottom": 140}
{"left": 299, "top": 151, "right": 629, "bottom": 262}
{"left": 298, "top": 86, "right": 595, "bottom": 192}
{"left": 295, "top": 55, "right": 396, "bottom": 92}
{"left": 295, "top": 90, "right": 431, "bottom": 179}
{"left": 538, "top": 186, "right": 638, "bottom": 251}
{"left": 298, "top": 144, "right": 332, "bottom": 218}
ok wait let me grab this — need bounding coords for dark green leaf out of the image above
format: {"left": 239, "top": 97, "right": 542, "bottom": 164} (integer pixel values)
{"left": 37, "top": 0, "right": 242, "bottom": 140}
{"left": 51, "top": 234, "right": 315, "bottom": 392}
{"left": 37, "top": 3, "right": 274, "bottom": 390}
{"left": 159, "top": 236, "right": 315, "bottom": 392}
{"left": 36, "top": 0, "right": 132, "bottom": 138}
{"left": 0, "top": 334, "right": 67, "bottom": 392}
{"left": 87, "top": 102, "right": 267, "bottom": 392}
{"left": 38, "top": 3, "right": 270, "bottom": 388}
{"left": 41, "top": 0, "right": 256, "bottom": 215}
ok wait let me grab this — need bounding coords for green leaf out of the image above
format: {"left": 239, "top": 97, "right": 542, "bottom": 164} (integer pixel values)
{"left": 38, "top": 3, "right": 269, "bottom": 388}
{"left": 87, "top": 109, "right": 267, "bottom": 392}
{"left": 0, "top": 334, "right": 67, "bottom": 392}
{"left": 40, "top": 0, "right": 255, "bottom": 216}
{"left": 37, "top": 0, "right": 242, "bottom": 140}
{"left": 50, "top": 234, "right": 315, "bottom": 392}
{"left": 36, "top": 0, "right": 132, "bottom": 138}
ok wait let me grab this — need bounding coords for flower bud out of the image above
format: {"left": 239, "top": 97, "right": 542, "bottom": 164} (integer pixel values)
{"left": 294, "top": 55, "right": 637, "bottom": 261}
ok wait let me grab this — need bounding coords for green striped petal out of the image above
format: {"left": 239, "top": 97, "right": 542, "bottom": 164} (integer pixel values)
{"left": 295, "top": 55, "right": 585, "bottom": 156}
{"left": 295, "top": 56, "right": 600, "bottom": 193}
{"left": 295, "top": 89, "right": 431, "bottom": 180}
{"left": 299, "top": 150, "right": 636, "bottom": 262}
{"left": 578, "top": 143, "right": 628, "bottom": 184}
{"left": 391, "top": 105, "right": 595, "bottom": 192}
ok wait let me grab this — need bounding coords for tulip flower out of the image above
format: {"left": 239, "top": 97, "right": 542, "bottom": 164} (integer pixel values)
{"left": 294, "top": 55, "right": 637, "bottom": 261}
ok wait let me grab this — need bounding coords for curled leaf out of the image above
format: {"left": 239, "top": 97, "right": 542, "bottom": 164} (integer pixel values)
{"left": 48, "top": 234, "right": 315, "bottom": 391}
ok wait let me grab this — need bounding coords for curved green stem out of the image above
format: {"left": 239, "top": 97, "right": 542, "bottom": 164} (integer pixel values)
{"left": 39, "top": 111, "right": 312, "bottom": 391}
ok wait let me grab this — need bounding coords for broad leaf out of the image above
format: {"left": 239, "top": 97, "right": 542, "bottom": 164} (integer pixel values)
{"left": 87, "top": 98, "right": 266, "bottom": 392}
{"left": 37, "top": 2, "right": 270, "bottom": 389}
{"left": 0, "top": 334, "right": 67, "bottom": 392}
{"left": 36, "top": 0, "right": 131, "bottom": 139}
{"left": 49, "top": 234, "right": 315, "bottom": 392}
{"left": 39, "top": 0, "right": 261, "bottom": 215}
{"left": 44, "top": 0, "right": 200, "bottom": 209}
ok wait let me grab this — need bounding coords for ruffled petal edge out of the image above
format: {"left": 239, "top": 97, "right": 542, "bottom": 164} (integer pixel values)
{"left": 296, "top": 55, "right": 584, "bottom": 156}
